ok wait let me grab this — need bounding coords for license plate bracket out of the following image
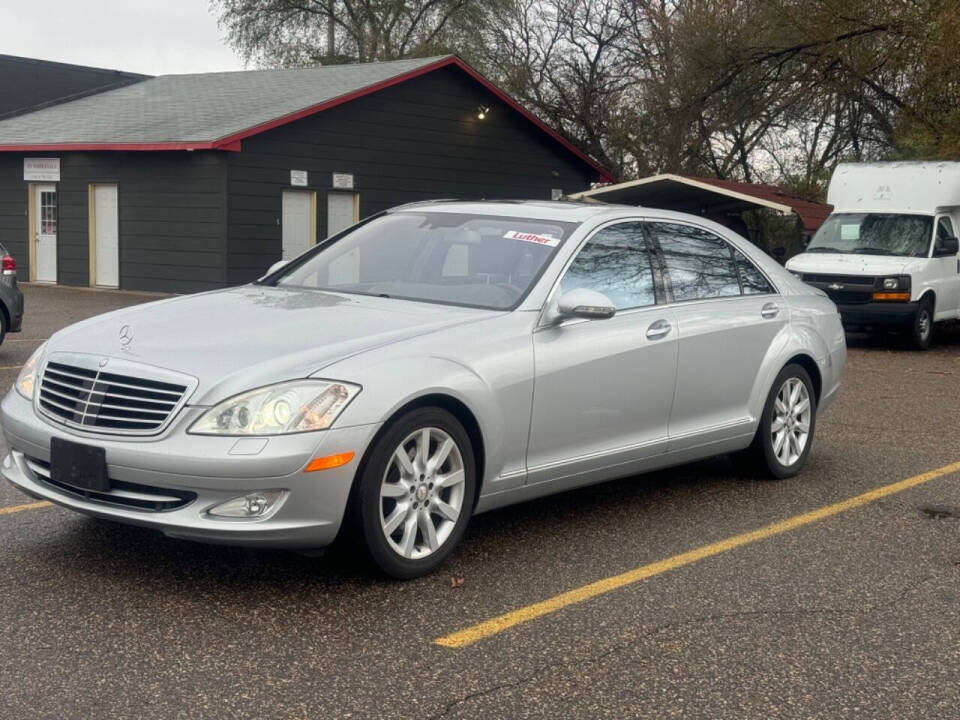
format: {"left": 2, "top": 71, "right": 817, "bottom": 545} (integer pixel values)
{"left": 50, "top": 437, "right": 109, "bottom": 492}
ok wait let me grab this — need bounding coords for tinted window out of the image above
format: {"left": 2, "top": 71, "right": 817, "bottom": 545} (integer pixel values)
{"left": 735, "top": 250, "right": 774, "bottom": 295}
{"left": 276, "top": 212, "right": 577, "bottom": 310}
{"left": 650, "top": 222, "right": 740, "bottom": 301}
{"left": 559, "top": 223, "right": 656, "bottom": 310}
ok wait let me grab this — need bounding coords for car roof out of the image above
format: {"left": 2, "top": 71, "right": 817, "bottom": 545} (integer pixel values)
{"left": 387, "top": 199, "right": 752, "bottom": 233}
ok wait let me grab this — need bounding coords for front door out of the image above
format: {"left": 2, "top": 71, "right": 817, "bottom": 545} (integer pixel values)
{"left": 648, "top": 220, "right": 786, "bottom": 449}
{"left": 527, "top": 221, "right": 678, "bottom": 486}
{"left": 34, "top": 184, "right": 57, "bottom": 283}
{"left": 327, "top": 191, "right": 358, "bottom": 236}
{"left": 281, "top": 191, "right": 312, "bottom": 260}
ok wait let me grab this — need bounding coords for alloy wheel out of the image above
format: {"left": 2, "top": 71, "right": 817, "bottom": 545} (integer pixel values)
{"left": 770, "top": 377, "right": 811, "bottom": 467}
{"left": 379, "top": 427, "right": 466, "bottom": 560}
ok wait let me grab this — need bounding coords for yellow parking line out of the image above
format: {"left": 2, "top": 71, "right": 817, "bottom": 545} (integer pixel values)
{"left": 5, "top": 338, "right": 46, "bottom": 342}
{"left": 0, "top": 365, "right": 23, "bottom": 370}
{"left": 435, "top": 459, "right": 960, "bottom": 649}
{"left": 0, "top": 500, "right": 51, "bottom": 515}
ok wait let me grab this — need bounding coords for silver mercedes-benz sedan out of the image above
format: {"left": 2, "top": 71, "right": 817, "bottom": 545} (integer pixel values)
{"left": 1, "top": 201, "right": 845, "bottom": 578}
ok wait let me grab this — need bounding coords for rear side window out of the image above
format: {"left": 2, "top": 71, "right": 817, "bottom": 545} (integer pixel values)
{"left": 648, "top": 222, "right": 740, "bottom": 302}
{"left": 735, "top": 250, "right": 774, "bottom": 295}
{"left": 937, "top": 216, "right": 955, "bottom": 242}
{"left": 559, "top": 222, "right": 656, "bottom": 310}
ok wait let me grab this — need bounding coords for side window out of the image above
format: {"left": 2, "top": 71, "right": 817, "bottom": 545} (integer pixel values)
{"left": 937, "top": 216, "right": 955, "bottom": 242}
{"left": 734, "top": 250, "right": 774, "bottom": 295}
{"left": 649, "top": 222, "right": 740, "bottom": 302}
{"left": 559, "top": 222, "right": 656, "bottom": 310}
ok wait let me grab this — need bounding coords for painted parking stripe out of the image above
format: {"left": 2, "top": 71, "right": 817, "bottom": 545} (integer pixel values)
{"left": 0, "top": 365, "right": 23, "bottom": 370}
{"left": 435, "top": 459, "right": 960, "bottom": 648}
{"left": 0, "top": 500, "right": 51, "bottom": 516}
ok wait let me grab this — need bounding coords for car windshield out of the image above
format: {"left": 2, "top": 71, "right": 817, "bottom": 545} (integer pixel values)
{"left": 807, "top": 213, "right": 933, "bottom": 258}
{"left": 272, "top": 211, "right": 578, "bottom": 310}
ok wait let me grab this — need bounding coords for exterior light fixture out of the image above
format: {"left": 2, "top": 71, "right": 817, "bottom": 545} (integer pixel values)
{"left": 477, "top": 106, "right": 490, "bottom": 120}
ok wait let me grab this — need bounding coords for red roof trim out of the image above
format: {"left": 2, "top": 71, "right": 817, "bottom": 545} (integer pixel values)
{"left": 0, "top": 56, "right": 612, "bottom": 180}
{"left": 0, "top": 141, "right": 237, "bottom": 152}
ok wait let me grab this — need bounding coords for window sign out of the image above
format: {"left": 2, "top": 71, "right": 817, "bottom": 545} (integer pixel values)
{"left": 332, "top": 172, "right": 354, "bottom": 189}
{"left": 290, "top": 169, "right": 308, "bottom": 187}
{"left": 24, "top": 158, "right": 60, "bottom": 182}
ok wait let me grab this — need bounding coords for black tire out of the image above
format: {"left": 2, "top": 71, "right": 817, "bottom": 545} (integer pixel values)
{"left": 910, "top": 297, "right": 934, "bottom": 350}
{"left": 746, "top": 363, "right": 817, "bottom": 479}
{"left": 352, "top": 407, "right": 476, "bottom": 579}
{"left": 0, "top": 309, "right": 6, "bottom": 347}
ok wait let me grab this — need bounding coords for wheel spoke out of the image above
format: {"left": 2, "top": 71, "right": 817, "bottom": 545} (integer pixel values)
{"left": 399, "top": 515, "right": 418, "bottom": 557}
{"left": 393, "top": 447, "right": 415, "bottom": 476}
{"left": 418, "top": 508, "right": 439, "bottom": 551}
{"left": 774, "top": 398, "right": 788, "bottom": 416}
{"left": 788, "top": 380, "right": 802, "bottom": 409}
{"left": 433, "top": 498, "right": 459, "bottom": 522}
{"left": 380, "top": 481, "right": 407, "bottom": 499}
{"left": 382, "top": 504, "right": 407, "bottom": 535}
{"left": 795, "top": 419, "right": 810, "bottom": 433}
{"left": 772, "top": 429, "right": 787, "bottom": 456}
{"left": 793, "top": 398, "right": 810, "bottom": 417}
{"left": 429, "top": 438, "right": 454, "bottom": 473}
{"left": 778, "top": 434, "right": 792, "bottom": 464}
{"left": 771, "top": 416, "right": 785, "bottom": 433}
{"left": 436, "top": 468, "right": 465, "bottom": 489}
{"left": 415, "top": 428, "right": 431, "bottom": 467}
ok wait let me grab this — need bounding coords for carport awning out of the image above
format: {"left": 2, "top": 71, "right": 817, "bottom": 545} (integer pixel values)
{"left": 570, "top": 174, "right": 832, "bottom": 232}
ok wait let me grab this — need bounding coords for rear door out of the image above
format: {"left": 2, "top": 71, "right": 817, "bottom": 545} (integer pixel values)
{"left": 527, "top": 221, "right": 678, "bottom": 485}
{"left": 647, "top": 220, "right": 785, "bottom": 450}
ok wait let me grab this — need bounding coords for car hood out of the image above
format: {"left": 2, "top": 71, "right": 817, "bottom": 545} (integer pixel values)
{"left": 46, "top": 285, "right": 494, "bottom": 404}
{"left": 786, "top": 252, "right": 920, "bottom": 277}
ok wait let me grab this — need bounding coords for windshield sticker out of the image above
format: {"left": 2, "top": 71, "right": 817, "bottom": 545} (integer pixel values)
{"left": 504, "top": 230, "right": 561, "bottom": 247}
{"left": 840, "top": 224, "right": 860, "bottom": 240}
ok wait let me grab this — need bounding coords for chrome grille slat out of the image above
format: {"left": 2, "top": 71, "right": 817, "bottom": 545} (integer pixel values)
{"left": 38, "top": 358, "right": 190, "bottom": 436}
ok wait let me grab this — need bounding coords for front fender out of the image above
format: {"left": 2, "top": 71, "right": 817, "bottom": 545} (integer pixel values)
{"left": 319, "top": 354, "right": 533, "bottom": 492}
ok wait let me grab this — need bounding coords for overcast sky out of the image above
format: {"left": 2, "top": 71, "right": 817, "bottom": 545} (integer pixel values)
{"left": 1, "top": 0, "right": 247, "bottom": 76}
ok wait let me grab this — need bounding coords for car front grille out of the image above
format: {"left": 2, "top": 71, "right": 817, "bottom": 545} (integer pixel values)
{"left": 800, "top": 273, "right": 877, "bottom": 306}
{"left": 38, "top": 359, "right": 190, "bottom": 435}
{"left": 24, "top": 455, "right": 196, "bottom": 512}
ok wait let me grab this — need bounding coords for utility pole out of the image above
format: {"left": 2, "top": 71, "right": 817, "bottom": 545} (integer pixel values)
{"left": 327, "top": 0, "right": 336, "bottom": 57}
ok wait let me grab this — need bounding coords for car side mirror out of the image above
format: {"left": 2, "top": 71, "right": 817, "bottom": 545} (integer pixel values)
{"left": 555, "top": 288, "right": 617, "bottom": 321}
{"left": 934, "top": 236, "right": 959, "bottom": 257}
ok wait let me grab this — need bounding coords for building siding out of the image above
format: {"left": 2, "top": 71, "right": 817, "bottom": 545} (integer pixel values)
{"left": 225, "top": 65, "right": 594, "bottom": 285}
{"left": 0, "top": 152, "right": 227, "bottom": 292}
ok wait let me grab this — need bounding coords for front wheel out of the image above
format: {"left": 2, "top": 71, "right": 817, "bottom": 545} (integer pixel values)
{"left": 910, "top": 299, "right": 934, "bottom": 350}
{"left": 354, "top": 407, "right": 475, "bottom": 579}
{"left": 747, "top": 364, "right": 817, "bottom": 479}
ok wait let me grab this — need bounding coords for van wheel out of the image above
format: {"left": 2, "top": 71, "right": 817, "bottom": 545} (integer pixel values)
{"left": 353, "top": 407, "right": 475, "bottom": 579}
{"left": 910, "top": 298, "right": 934, "bottom": 350}
{"left": 745, "top": 364, "right": 817, "bottom": 479}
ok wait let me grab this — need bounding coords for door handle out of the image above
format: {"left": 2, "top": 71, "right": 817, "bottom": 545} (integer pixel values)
{"left": 761, "top": 302, "right": 780, "bottom": 319}
{"left": 646, "top": 319, "right": 672, "bottom": 340}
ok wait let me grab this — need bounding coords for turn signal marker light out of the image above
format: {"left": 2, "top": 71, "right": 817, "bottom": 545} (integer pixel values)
{"left": 872, "top": 292, "right": 910, "bottom": 301}
{"left": 305, "top": 452, "right": 355, "bottom": 472}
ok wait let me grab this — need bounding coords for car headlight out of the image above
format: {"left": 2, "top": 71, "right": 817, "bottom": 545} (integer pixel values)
{"left": 880, "top": 275, "right": 910, "bottom": 291}
{"left": 189, "top": 380, "right": 361, "bottom": 436}
{"left": 15, "top": 342, "right": 47, "bottom": 400}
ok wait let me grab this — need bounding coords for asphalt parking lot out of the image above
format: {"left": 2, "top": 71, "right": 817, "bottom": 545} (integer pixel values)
{"left": 2, "top": 283, "right": 959, "bottom": 719}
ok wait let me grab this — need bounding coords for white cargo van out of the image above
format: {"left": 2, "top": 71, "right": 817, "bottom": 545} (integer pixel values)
{"left": 786, "top": 162, "right": 960, "bottom": 349}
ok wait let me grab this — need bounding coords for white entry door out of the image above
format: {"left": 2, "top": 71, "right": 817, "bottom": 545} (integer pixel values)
{"left": 282, "top": 191, "right": 312, "bottom": 260}
{"left": 34, "top": 184, "right": 57, "bottom": 283}
{"left": 93, "top": 184, "right": 119, "bottom": 288}
{"left": 327, "top": 192, "right": 358, "bottom": 236}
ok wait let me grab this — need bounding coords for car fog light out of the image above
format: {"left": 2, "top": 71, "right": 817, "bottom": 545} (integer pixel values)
{"left": 208, "top": 490, "right": 285, "bottom": 519}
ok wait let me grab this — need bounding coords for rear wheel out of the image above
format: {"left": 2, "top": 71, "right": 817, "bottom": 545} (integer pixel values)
{"left": 746, "top": 364, "right": 817, "bottom": 479}
{"left": 910, "top": 297, "right": 934, "bottom": 350}
{"left": 354, "top": 407, "right": 475, "bottom": 579}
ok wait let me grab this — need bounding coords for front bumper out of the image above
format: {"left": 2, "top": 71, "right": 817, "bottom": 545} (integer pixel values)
{"left": 837, "top": 301, "right": 918, "bottom": 328}
{"left": 0, "top": 390, "right": 380, "bottom": 549}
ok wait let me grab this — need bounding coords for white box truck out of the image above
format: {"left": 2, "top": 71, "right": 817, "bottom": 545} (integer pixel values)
{"left": 786, "top": 162, "right": 960, "bottom": 349}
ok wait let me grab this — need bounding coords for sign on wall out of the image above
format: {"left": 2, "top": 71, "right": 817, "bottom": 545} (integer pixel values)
{"left": 551, "top": 188, "right": 564, "bottom": 201}
{"left": 332, "top": 172, "right": 354, "bottom": 190}
{"left": 290, "top": 169, "right": 308, "bottom": 187}
{"left": 24, "top": 158, "right": 60, "bottom": 182}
